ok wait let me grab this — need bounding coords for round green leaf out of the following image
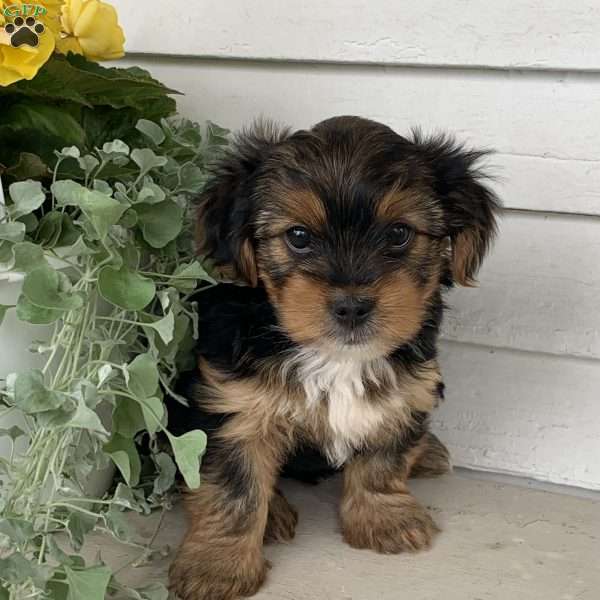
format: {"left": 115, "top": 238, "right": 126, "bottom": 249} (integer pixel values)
{"left": 16, "top": 293, "right": 62, "bottom": 324}
{"left": 136, "top": 119, "right": 166, "bottom": 145}
{"left": 12, "top": 370, "right": 66, "bottom": 413}
{"left": 135, "top": 201, "right": 183, "bottom": 248}
{"left": 0, "top": 222, "right": 26, "bottom": 243}
{"left": 8, "top": 180, "right": 45, "bottom": 219}
{"left": 126, "top": 353, "right": 159, "bottom": 398}
{"left": 102, "top": 139, "right": 130, "bottom": 156}
{"left": 20, "top": 268, "right": 74, "bottom": 310}
{"left": 131, "top": 148, "right": 167, "bottom": 175}
{"left": 22, "top": 266, "right": 83, "bottom": 311}
{"left": 98, "top": 265, "right": 155, "bottom": 310}
{"left": 12, "top": 242, "right": 47, "bottom": 273}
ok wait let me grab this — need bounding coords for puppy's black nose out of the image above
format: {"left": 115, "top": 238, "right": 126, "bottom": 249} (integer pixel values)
{"left": 332, "top": 296, "right": 375, "bottom": 327}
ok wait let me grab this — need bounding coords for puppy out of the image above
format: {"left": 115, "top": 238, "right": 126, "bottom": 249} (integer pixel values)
{"left": 168, "top": 116, "right": 500, "bottom": 600}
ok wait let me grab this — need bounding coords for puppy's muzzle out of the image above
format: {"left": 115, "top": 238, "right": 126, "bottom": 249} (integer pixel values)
{"left": 331, "top": 294, "right": 375, "bottom": 329}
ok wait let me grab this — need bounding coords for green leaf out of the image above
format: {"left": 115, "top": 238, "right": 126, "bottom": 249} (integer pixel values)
{"left": 11, "top": 242, "right": 47, "bottom": 273}
{"left": 102, "top": 139, "right": 130, "bottom": 156}
{"left": 51, "top": 180, "right": 83, "bottom": 205}
{"left": 0, "top": 222, "right": 25, "bottom": 243}
{"left": 92, "top": 179, "right": 111, "bottom": 195}
{"left": 0, "top": 518, "right": 34, "bottom": 545}
{"left": 2, "top": 101, "right": 86, "bottom": 158}
{"left": 134, "top": 183, "right": 165, "bottom": 205}
{"left": 12, "top": 370, "right": 66, "bottom": 413}
{"left": 18, "top": 212, "right": 39, "bottom": 233}
{"left": 1, "top": 53, "right": 178, "bottom": 117}
{"left": 113, "top": 483, "right": 141, "bottom": 511}
{"left": 98, "top": 265, "right": 155, "bottom": 310}
{"left": 153, "top": 452, "right": 176, "bottom": 496}
{"left": 78, "top": 154, "right": 100, "bottom": 174}
{"left": 22, "top": 266, "right": 84, "bottom": 311}
{"left": 143, "top": 310, "right": 175, "bottom": 345}
{"left": 35, "top": 211, "right": 78, "bottom": 248}
{"left": 64, "top": 565, "right": 111, "bottom": 600}
{"left": 127, "top": 353, "right": 159, "bottom": 398}
{"left": 16, "top": 293, "right": 62, "bottom": 324}
{"left": 35, "top": 211, "right": 63, "bottom": 247}
{"left": 112, "top": 398, "right": 145, "bottom": 438}
{"left": 0, "top": 552, "right": 52, "bottom": 587}
{"left": 168, "top": 430, "right": 207, "bottom": 489}
{"left": 131, "top": 148, "right": 168, "bottom": 175}
{"left": 172, "top": 260, "right": 216, "bottom": 290}
{"left": 53, "top": 182, "right": 128, "bottom": 240}
{"left": 59, "top": 146, "right": 81, "bottom": 159}
{"left": 57, "top": 236, "right": 98, "bottom": 259}
{"left": 67, "top": 512, "right": 98, "bottom": 551}
{"left": 104, "top": 434, "right": 141, "bottom": 486}
{"left": 46, "top": 397, "right": 108, "bottom": 436}
{"left": 46, "top": 581, "right": 68, "bottom": 600}
{"left": 135, "top": 201, "right": 184, "bottom": 248}
{"left": 8, "top": 180, "right": 45, "bottom": 219}
{"left": 177, "top": 162, "right": 206, "bottom": 193}
{"left": 139, "top": 396, "right": 164, "bottom": 435}
{"left": 104, "top": 504, "right": 134, "bottom": 541}
{"left": 136, "top": 119, "right": 166, "bottom": 146}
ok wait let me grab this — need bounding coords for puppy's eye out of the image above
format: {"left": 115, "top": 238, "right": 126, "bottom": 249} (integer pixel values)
{"left": 388, "top": 223, "right": 414, "bottom": 250}
{"left": 285, "top": 226, "right": 312, "bottom": 253}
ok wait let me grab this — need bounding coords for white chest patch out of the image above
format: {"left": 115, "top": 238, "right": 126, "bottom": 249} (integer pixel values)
{"left": 291, "top": 348, "right": 397, "bottom": 466}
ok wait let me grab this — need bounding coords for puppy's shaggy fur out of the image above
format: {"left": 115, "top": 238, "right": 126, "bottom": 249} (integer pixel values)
{"left": 168, "top": 116, "right": 500, "bottom": 599}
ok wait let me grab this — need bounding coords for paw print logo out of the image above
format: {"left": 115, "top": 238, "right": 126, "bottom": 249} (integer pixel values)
{"left": 4, "top": 16, "right": 45, "bottom": 48}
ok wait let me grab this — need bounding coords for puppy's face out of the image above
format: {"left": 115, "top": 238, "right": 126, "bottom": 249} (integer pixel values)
{"left": 199, "top": 117, "right": 499, "bottom": 358}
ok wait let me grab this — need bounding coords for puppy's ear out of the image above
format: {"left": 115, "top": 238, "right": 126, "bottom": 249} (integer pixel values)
{"left": 197, "top": 121, "right": 290, "bottom": 286}
{"left": 413, "top": 132, "right": 501, "bottom": 286}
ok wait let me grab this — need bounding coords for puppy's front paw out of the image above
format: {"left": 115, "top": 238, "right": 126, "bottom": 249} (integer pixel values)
{"left": 264, "top": 488, "right": 298, "bottom": 543}
{"left": 341, "top": 493, "right": 439, "bottom": 554}
{"left": 169, "top": 548, "right": 268, "bottom": 600}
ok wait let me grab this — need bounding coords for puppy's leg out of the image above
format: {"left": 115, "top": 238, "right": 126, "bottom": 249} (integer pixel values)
{"left": 170, "top": 414, "right": 288, "bottom": 600}
{"left": 340, "top": 448, "right": 439, "bottom": 554}
{"left": 264, "top": 487, "right": 298, "bottom": 543}
{"left": 408, "top": 432, "right": 452, "bottom": 478}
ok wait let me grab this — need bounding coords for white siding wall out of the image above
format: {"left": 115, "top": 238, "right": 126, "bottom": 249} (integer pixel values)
{"left": 113, "top": 1, "right": 600, "bottom": 490}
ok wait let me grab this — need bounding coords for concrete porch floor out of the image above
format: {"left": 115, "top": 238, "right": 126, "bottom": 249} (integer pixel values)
{"left": 100, "top": 472, "right": 600, "bottom": 600}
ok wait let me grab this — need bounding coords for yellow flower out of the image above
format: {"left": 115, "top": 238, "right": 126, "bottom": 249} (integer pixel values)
{"left": 57, "top": 0, "right": 124, "bottom": 61}
{"left": 0, "top": 1, "right": 63, "bottom": 86}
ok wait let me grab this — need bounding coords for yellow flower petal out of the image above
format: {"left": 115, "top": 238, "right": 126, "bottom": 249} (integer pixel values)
{"left": 72, "top": 1, "right": 98, "bottom": 37}
{"left": 57, "top": 0, "right": 124, "bottom": 61}
{"left": 56, "top": 35, "right": 83, "bottom": 56}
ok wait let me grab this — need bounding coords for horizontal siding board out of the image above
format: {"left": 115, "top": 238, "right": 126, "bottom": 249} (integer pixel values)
{"left": 114, "top": 1, "right": 600, "bottom": 71}
{"left": 123, "top": 58, "right": 600, "bottom": 215}
{"left": 441, "top": 211, "right": 600, "bottom": 360}
{"left": 433, "top": 341, "right": 600, "bottom": 490}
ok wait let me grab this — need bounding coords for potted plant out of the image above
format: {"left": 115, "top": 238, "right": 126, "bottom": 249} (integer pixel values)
{"left": 0, "top": 2, "right": 227, "bottom": 598}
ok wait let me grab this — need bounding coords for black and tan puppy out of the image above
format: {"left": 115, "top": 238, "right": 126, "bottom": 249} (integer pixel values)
{"left": 168, "top": 116, "right": 500, "bottom": 599}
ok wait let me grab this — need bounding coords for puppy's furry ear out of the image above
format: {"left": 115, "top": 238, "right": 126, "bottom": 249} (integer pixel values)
{"left": 413, "top": 132, "right": 501, "bottom": 286}
{"left": 197, "top": 120, "right": 290, "bottom": 286}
